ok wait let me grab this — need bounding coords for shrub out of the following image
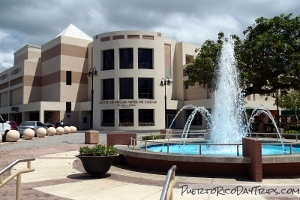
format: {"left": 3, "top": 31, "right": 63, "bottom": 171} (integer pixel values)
{"left": 284, "top": 130, "right": 299, "bottom": 134}
{"left": 288, "top": 125, "right": 300, "bottom": 131}
{"left": 79, "top": 144, "right": 117, "bottom": 156}
{"left": 142, "top": 134, "right": 164, "bottom": 140}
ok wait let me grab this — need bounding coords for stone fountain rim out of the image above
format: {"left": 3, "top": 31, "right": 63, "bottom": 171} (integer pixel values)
{"left": 115, "top": 144, "right": 300, "bottom": 164}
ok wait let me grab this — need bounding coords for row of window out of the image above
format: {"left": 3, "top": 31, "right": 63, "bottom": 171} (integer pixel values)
{"left": 103, "top": 78, "right": 153, "bottom": 100}
{"left": 102, "top": 109, "right": 154, "bottom": 127}
{"left": 101, "top": 109, "right": 203, "bottom": 127}
{"left": 103, "top": 48, "right": 153, "bottom": 70}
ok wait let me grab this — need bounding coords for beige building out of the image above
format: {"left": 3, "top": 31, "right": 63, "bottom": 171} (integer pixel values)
{"left": 0, "top": 24, "right": 279, "bottom": 130}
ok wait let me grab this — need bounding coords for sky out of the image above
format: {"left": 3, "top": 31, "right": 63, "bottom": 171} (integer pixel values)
{"left": 0, "top": 0, "right": 300, "bottom": 72}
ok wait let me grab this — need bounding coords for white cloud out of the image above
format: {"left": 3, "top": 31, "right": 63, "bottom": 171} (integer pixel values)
{"left": 0, "top": 0, "right": 299, "bottom": 72}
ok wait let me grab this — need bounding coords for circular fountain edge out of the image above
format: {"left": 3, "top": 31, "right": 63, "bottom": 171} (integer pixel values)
{"left": 115, "top": 145, "right": 251, "bottom": 163}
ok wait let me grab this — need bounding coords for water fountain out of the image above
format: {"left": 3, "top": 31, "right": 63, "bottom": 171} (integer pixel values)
{"left": 115, "top": 36, "right": 300, "bottom": 181}
{"left": 161, "top": 36, "right": 285, "bottom": 155}
{"left": 209, "top": 36, "right": 246, "bottom": 144}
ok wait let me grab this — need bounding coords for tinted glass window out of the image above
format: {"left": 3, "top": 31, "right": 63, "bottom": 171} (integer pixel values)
{"left": 22, "top": 122, "right": 35, "bottom": 126}
{"left": 103, "top": 49, "right": 114, "bottom": 70}
{"left": 37, "top": 122, "right": 44, "bottom": 126}
{"left": 119, "top": 109, "right": 134, "bottom": 126}
{"left": 120, "top": 78, "right": 133, "bottom": 99}
{"left": 66, "top": 102, "right": 71, "bottom": 113}
{"left": 139, "top": 109, "right": 154, "bottom": 125}
{"left": 138, "top": 48, "right": 153, "bottom": 69}
{"left": 138, "top": 78, "right": 153, "bottom": 99}
{"left": 66, "top": 71, "right": 72, "bottom": 85}
{"left": 103, "top": 79, "right": 114, "bottom": 100}
{"left": 120, "top": 48, "right": 133, "bottom": 69}
{"left": 102, "top": 110, "right": 115, "bottom": 126}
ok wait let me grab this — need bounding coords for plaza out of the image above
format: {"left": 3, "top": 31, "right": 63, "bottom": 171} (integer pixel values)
{"left": 1, "top": 132, "right": 300, "bottom": 199}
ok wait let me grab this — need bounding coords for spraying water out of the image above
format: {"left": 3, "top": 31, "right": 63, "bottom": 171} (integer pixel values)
{"left": 161, "top": 35, "right": 286, "bottom": 154}
{"left": 209, "top": 36, "right": 247, "bottom": 144}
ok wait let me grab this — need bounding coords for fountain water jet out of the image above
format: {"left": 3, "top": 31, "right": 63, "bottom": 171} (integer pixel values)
{"left": 209, "top": 36, "right": 247, "bottom": 144}
{"left": 171, "top": 36, "right": 247, "bottom": 145}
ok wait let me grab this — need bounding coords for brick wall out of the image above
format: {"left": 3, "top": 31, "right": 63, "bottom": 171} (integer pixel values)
{"left": 107, "top": 132, "right": 137, "bottom": 146}
{"left": 242, "top": 137, "right": 262, "bottom": 182}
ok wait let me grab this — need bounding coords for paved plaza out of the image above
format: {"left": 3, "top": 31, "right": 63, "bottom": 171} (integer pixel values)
{"left": 1, "top": 131, "right": 300, "bottom": 199}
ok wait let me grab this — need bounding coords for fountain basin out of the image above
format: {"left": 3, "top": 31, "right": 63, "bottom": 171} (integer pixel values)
{"left": 142, "top": 143, "right": 300, "bottom": 156}
{"left": 115, "top": 137, "right": 300, "bottom": 182}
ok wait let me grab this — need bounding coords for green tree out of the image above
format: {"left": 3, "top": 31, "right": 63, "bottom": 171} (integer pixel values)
{"left": 278, "top": 90, "right": 300, "bottom": 116}
{"left": 186, "top": 13, "right": 300, "bottom": 97}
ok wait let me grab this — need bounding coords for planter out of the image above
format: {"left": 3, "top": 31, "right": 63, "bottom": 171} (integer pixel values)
{"left": 76, "top": 154, "right": 118, "bottom": 175}
{"left": 85, "top": 130, "right": 99, "bottom": 144}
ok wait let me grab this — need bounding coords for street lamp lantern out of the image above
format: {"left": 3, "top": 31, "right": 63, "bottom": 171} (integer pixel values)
{"left": 87, "top": 67, "right": 98, "bottom": 130}
{"left": 160, "top": 78, "right": 171, "bottom": 129}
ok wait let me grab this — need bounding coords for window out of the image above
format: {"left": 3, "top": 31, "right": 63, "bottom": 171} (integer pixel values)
{"left": 83, "top": 117, "right": 87, "bottom": 123}
{"left": 120, "top": 78, "right": 133, "bottom": 99}
{"left": 103, "top": 49, "right": 114, "bottom": 70}
{"left": 66, "top": 71, "right": 72, "bottom": 85}
{"left": 120, "top": 48, "right": 133, "bottom": 69}
{"left": 37, "top": 122, "right": 44, "bottom": 126}
{"left": 185, "top": 54, "right": 194, "bottom": 65}
{"left": 139, "top": 109, "right": 154, "bottom": 126}
{"left": 9, "top": 90, "right": 12, "bottom": 106}
{"left": 185, "top": 110, "right": 202, "bottom": 125}
{"left": 119, "top": 109, "right": 134, "bottom": 126}
{"left": 138, "top": 48, "right": 153, "bottom": 69}
{"left": 102, "top": 79, "right": 114, "bottom": 100}
{"left": 138, "top": 78, "right": 153, "bottom": 99}
{"left": 102, "top": 110, "right": 115, "bottom": 126}
{"left": 66, "top": 102, "right": 71, "bottom": 113}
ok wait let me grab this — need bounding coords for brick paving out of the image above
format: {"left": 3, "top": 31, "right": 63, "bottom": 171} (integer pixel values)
{"left": 0, "top": 132, "right": 95, "bottom": 199}
{"left": 2, "top": 133, "right": 300, "bottom": 199}
{"left": 0, "top": 133, "right": 167, "bottom": 200}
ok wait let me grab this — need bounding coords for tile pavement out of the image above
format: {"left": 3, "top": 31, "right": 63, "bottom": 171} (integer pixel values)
{"left": 1, "top": 132, "right": 300, "bottom": 199}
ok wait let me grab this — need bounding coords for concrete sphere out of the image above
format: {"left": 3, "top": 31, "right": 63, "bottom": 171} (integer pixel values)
{"left": 64, "top": 126, "right": 71, "bottom": 134}
{"left": 56, "top": 127, "right": 64, "bottom": 135}
{"left": 37, "top": 127, "right": 47, "bottom": 138}
{"left": 23, "top": 128, "right": 34, "bottom": 140}
{"left": 70, "top": 126, "right": 77, "bottom": 133}
{"left": 6, "top": 130, "right": 19, "bottom": 142}
{"left": 47, "top": 127, "right": 56, "bottom": 136}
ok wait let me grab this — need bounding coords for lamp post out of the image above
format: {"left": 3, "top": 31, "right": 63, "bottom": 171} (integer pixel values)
{"left": 87, "top": 67, "right": 98, "bottom": 130}
{"left": 160, "top": 78, "right": 171, "bottom": 129}
{"left": 272, "top": 90, "right": 280, "bottom": 127}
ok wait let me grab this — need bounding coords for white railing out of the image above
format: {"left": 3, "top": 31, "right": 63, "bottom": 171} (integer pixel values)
{"left": 131, "top": 137, "right": 242, "bottom": 156}
{"left": 130, "top": 133, "right": 300, "bottom": 156}
{"left": 160, "top": 165, "right": 177, "bottom": 200}
{"left": 0, "top": 158, "right": 35, "bottom": 200}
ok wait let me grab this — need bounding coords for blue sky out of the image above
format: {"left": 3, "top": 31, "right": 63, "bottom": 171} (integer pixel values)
{"left": 0, "top": 0, "right": 300, "bottom": 72}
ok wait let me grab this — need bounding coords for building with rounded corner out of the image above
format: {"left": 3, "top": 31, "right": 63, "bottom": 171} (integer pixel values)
{"left": 0, "top": 24, "right": 280, "bottom": 131}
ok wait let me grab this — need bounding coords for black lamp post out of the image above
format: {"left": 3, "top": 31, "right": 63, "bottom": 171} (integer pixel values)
{"left": 272, "top": 90, "right": 280, "bottom": 127}
{"left": 160, "top": 78, "right": 171, "bottom": 129}
{"left": 87, "top": 67, "right": 98, "bottom": 130}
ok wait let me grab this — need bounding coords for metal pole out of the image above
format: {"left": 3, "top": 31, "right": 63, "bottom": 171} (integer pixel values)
{"left": 16, "top": 173, "right": 21, "bottom": 200}
{"left": 91, "top": 75, "right": 94, "bottom": 130}
{"left": 165, "top": 82, "right": 167, "bottom": 129}
{"left": 276, "top": 92, "right": 279, "bottom": 127}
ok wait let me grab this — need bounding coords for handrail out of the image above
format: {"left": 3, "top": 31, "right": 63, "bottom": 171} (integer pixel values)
{"left": 0, "top": 158, "right": 35, "bottom": 200}
{"left": 160, "top": 165, "right": 177, "bottom": 200}
{"left": 0, "top": 158, "right": 35, "bottom": 175}
{"left": 131, "top": 137, "right": 243, "bottom": 156}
